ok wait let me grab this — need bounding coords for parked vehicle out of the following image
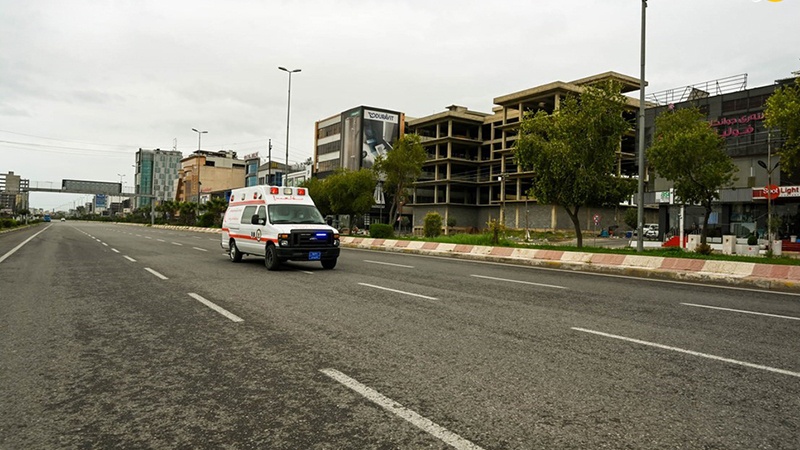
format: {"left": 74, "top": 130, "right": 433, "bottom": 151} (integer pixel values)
{"left": 220, "top": 185, "right": 340, "bottom": 270}
{"left": 644, "top": 224, "right": 659, "bottom": 239}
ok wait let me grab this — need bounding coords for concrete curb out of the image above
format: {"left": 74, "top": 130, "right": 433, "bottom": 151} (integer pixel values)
{"left": 340, "top": 237, "right": 800, "bottom": 292}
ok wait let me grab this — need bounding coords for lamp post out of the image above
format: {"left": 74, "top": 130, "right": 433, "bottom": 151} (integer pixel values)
{"left": 191, "top": 128, "right": 207, "bottom": 221}
{"left": 758, "top": 130, "right": 779, "bottom": 252}
{"left": 636, "top": 0, "right": 647, "bottom": 252}
{"left": 279, "top": 66, "right": 301, "bottom": 186}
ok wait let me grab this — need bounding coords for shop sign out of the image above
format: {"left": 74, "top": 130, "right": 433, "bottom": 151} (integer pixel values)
{"left": 752, "top": 185, "right": 800, "bottom": 199}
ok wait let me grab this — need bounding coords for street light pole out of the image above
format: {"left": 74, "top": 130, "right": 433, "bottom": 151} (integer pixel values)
{"left": 279, "top": 66, "right": 301, "bottom": 186}
{"left": 758, "top": 129, "right": 779, "bottom": 253}
{"left": 636, "top": 0, "right": 647, "bottom": 252}
{"left": 191, "top": 128, "right": 207, "bottom": 221}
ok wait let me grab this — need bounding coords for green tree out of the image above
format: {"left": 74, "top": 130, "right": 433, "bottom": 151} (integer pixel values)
{"left": 374, "top": 134, "right": 427, "bottom": 224}
{"left": 301, "top": 176, "right": 332, "bottom": 216}
{"left": 324, "top": 168, "right": 377, "bottom": 219}
{"left": 514, "top": 81, "right": 635, "bottom": 247}
{"left": 200, "top": 197, "right": 228, "bottom": 227}
{"left": 647, "top": 107, "right": 737, "bottom": 245}
{"left": 765, "top": 77, "right": 800, "bottom": 176}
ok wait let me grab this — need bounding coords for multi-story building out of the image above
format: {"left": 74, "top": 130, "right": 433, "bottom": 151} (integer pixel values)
{"left": 0, "top": 171, "right": 30, "bottom": 214}
{"left": 644, "top": 73, "right": 798, "bottom": 239}
{"left": 406, "top": 71, "right": 642, "bottom": 231}
{"left": 176, "top": 150, "right": 246, "bottom": 203}
{"left": 314, "top": 106, "right": 405, "bottom": 179}
{"left": 133, "top": 148, "right": 183, "bottom": 209}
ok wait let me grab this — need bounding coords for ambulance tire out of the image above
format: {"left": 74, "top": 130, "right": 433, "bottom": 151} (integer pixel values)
{"left": 229, "top": 240, "right": 243, "bottom": 262}
{"left": 321, "top": 258, "right": 337, "bottom": 270}
{"left": 264, "top": 244, "right": 281, "bottom": 270}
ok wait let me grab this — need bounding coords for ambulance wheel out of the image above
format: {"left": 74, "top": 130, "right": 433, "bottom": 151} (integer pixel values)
{"left": 265, "top": 244, "right": 281, "bottom": 270}
{"left": 321, "top": 258, "right": 337, "bottom": 270}
{"left": 229, "top": 240, "right": 243, "bottom": 262}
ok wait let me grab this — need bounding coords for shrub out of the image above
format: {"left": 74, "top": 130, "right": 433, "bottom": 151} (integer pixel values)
{"left": 369, "top": 223, "right": 394, "bottom": 239}
{"left": 623, "top": 208, "right": 638, "bottom": 230}
{"left": 446, "top": 217, "right": 457, "bottom": 227}
{"left": 487, "top": 218, "right": 506, "bottom": 245}
{"left": 197, "top": 212, "right": 216, "bottom": 228}
{"left": 695, "top": 243, "right": 713, "bottom": 255}
{"left": 747, "top": 234, "right": 758, "bottom": 245}
{"left": 423, "top": 212, "right": 443, "bottom": 238}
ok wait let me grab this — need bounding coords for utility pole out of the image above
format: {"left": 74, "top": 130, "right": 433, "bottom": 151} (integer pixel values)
{"left": 268, "top": 139, "right": 272, "bottom": 184}
{"left": 636, "top": 0, "right": 647, "bottom": 252}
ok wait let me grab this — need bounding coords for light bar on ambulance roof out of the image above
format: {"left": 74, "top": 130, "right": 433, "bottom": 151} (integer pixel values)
{"left": 296, "top": 188, "right": 306, "bottom": 196}
{"left": 283, "top": 187, "right": 292, "bottom": 195}
{"left": 270, "top": 187, "right": 279, "bottom": 195}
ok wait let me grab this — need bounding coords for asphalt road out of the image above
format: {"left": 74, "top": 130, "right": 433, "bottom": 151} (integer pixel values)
{"left": 1, "top": 222, "right": 798, "bottom": 449}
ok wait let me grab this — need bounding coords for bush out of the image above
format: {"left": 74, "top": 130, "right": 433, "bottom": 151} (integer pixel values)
{"left": 446, "top": 217, "right": 457, "bottom": 227}
{"left": 623, "top": 208, "right": 638, "bottom": 230}
{"left": 423, "top": 212, "right": 443, "bottom": 238}
{"left": 695, "top": 243, "right": 713, "bottom": 255}
{"left": 369, "top": 223, "right": 394, "bottom": 238}
{"left": 487, "top": 218, "right": 506, "bottom": 245}
{"left": 747, "top": 234, "right": 758, "bottom": 245}
{"left": 197, "top": 212, "right": 216, "bottom": 228}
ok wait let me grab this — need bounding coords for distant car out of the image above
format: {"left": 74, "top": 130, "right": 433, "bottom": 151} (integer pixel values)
{"left": 61, "top": 218, "right": 66, "bottom": 222}
{"left": 644, "top": 224, "right": 659, "bottom": 239}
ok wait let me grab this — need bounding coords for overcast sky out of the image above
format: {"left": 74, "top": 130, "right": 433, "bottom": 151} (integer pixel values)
{"left": 2, "top": 0, "right": 798, "bottom": 211}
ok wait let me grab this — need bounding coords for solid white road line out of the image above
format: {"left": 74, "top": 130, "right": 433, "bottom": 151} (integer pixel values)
{"left": 320, "top": 368, "right": 484, "bottom": 450}
{"left": 192, "top": 247, "right": 208, "bottom": 252}
{"left": 572, "top": 327, "right": 800, "bottom": 378}
{"left": 364, "top": 260, "right": 415, "bottom": 268}
{"left": 358, "top": 283, "right": 438, "bottom": 300}
{"left": 0, "top": 227, "right": 49, "bottom": 264}
{"left": 123, "top": 256, "right": 137, "bottom": 262}
{"left": 681, "top": 303, "right": 800, "bottom": 321}
{"left": 144, "top": 268, "right": 168, "bottom": 280}
{"left": 471, "top": 274, "right": 566, "bottom": 290}
{"left": 188, "top": 293, "right": 243, "bottom": 322}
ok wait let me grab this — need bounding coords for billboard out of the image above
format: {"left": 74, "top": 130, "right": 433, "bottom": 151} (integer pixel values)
{"left": 95, "top": 194, "right": 107, "bottom": 209}
{"left": 62, "top": 179, "right": 121, "bottom": 194}
{"left": 340, "top": 107, "right": 401, "bottom": 170}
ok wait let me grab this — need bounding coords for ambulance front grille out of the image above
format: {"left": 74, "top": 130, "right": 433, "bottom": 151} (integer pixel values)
{"left": 291, "top": 230, "right": 333, "bottom": 247}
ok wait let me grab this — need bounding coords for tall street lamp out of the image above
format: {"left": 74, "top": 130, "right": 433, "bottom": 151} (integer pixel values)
{"left": 636, "top": 0, "right": 647, "bottom": 252}
{"left": 758, "top": 130, "right": 779, "bottom": 252}
{"left": 279, "top": 66, "right": 301, "bottom": 186}
{"left": 191, "top": 128, "right": 207, "bottom": 220}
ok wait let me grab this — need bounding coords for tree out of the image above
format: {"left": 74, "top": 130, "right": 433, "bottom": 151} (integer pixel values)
{"left": 323, "top": 168, "right": 377, "bottom": 219}
{"left": 373, "top": 134, "right": 427, "bottom": 224}
{"left": 302, "top": 177, "right": 332, "bottom": 216}
{"left": 765, "top": 77, "right": 800, "bottom": 176}
{"left": 201, "top": 197, "right": 228, "bottom": 227}
{"left": 647, "top": 107, "right": 737, "bottom": 245}
{"left": 514, "top": 81, "right": 635, "bottom": 247}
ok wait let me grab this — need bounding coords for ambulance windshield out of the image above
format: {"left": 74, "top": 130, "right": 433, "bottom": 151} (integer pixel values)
{"left": 268, "top": 204, "right": 326, "bottom": 224}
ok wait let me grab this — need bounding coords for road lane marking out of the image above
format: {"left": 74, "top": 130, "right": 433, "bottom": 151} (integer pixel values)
{"left": 0, "top": 227, "right": 49, "bottom": 264}
{"left": 681, "top": 303, "right": 800, "bottom": 321}
{"left": 188, "top": 293, "right": 243, "bottom": 322}
{"left": 171, "top": 242, "right": 182, "bottom": 246}
{"left": 471, "top": 274, "right": 566, "bottom": 289}
{"left": 144, "top": 268, "right": 168, "bottom": 280}
{"left": 192, "top": 247, "right": 208, "bottom": 252}
{"left": 102, "top": 242, "right": 108, "bottom": 247}
{"left": 157, "top": 239, "right": 165, "bottom": 242}
{"left": 320, "top": 369, "right": 484, "bottom": 450}
{"left": 364, "top": 260, "right": 415, "bottom": 268}
{"left": 145, "top": 236, "right": 153, "bottom": 239}
{"left": 111, "top": 248, "right": 120, "bottom": 253}
{"left": 124, "top": 256, "right": 137, "bottom": 262}
{"left": 572, "top": 327, "right": 800, "bottom": 378}
{"left": 358, "top": 283, "right": 438, "bottom": 300}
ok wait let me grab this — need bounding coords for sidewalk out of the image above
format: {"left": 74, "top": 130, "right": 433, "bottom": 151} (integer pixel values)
{"left": 340, "top": 236, "right": 800, "bottom": 292}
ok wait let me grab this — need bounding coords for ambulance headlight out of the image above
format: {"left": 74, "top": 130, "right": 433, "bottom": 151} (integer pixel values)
{"left": 278, "top": 233, "right": 290, "bottom": 247}
{"left": 333, "top": 233, "right": 340, "bottom": 247}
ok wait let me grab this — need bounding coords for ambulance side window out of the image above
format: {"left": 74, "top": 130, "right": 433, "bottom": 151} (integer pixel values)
{"left": 240, "top": 206, "right": 257, "bottom": 224}
{"left": 257, "top": 206, "right": 266, "bottom": 225}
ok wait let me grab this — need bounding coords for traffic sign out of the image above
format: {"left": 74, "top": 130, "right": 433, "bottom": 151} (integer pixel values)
{"left": 593, "top": 214, "right": 601, "bottom": 225}
{"left": 764, "top": 184, "right": 779, "bottom": 200}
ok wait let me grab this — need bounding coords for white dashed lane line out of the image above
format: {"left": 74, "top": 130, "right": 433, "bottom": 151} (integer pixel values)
{"left": 572, "top": 327, "right": 800, "bottom": 378}
{"left": 187, "top": 293, "right": 243, "bottom": 322}
{"left": 681, "top": 303, "right": 800, "bottom": 321}
{"left": 192, "top": 247, "right": 208, "bottom": 252}
{"left": 471, "top": 274, "right": 566, "bottom": 290}
{"left": 320, "top": 368, "right": 484, "bottom": 450}
{"left": 145, "top": 268, "right": 168, "bottom": 280}
{"left": 358, "top": 283, "right": 438, "bottom": 300}
{"left": 123, "top": 256, "right": 137, "bottom": 262}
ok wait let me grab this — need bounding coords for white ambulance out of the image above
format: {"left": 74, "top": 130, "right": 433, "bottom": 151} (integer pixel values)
{"left": 220, "top": 185, "right": 340, "bottom": 270}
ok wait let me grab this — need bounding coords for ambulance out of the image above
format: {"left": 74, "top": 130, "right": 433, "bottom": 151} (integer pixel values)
{"left": 220, "top": 185, "right": 340, "bottom": 270}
